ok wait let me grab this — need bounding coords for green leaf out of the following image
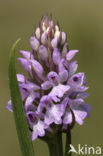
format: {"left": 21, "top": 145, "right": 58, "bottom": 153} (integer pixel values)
{"left": 9, "top": 39, "right": 35, "bottom": 156}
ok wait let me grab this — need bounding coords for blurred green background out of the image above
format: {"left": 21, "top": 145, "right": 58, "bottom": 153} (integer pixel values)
{"left": 0, "top": 0, "right": 103, "bottom": 155}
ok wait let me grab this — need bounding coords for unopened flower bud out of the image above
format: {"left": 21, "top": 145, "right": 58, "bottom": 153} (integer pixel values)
{"left": 39, "top": 45, "right": 48, "bottom": 61}
{"left": 52, "top": 48, "right": 61, "bottom": 65}
{"left": 61, "top": 32, "right": 66, "bottom": 44}
{"left": 54, "top": 30, "right": 60, "bottom": 38}
{"left": 42, "top": 22, "right": 46, "bottom": 32}
{"left": 41, "top": 32, "right": 47, "bottom": 45}
{"left": 51, "top": 37, "right": 58, "bottom": 48}
{"left": 30, "top": 36, "right": 40, "bottom": 51}
{"left": 55, "top": 25, "right": 59, "bottom": 31}
{"left": 35, "top": 27, "right": 40, "bottom": 39}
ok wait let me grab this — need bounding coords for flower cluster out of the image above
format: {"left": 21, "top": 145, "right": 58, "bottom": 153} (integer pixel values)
{"left": 7, "top": 16, "right": 91, "bottom": 141}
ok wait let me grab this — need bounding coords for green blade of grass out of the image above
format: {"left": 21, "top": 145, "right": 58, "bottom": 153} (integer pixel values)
{"left": 9, "top": 39, "right": 35, "bottom": 156}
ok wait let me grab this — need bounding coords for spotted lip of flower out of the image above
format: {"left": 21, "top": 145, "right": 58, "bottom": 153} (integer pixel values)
{"left": 7, "top": 15, "right": 91, "bottom": 141}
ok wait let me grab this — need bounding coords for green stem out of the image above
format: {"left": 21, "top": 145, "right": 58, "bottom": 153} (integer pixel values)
{"left": 65, "top": 131, "right": 72, "bottom": 156}
{"left": 46, "top": 132, "right": 63, "bottom": 156}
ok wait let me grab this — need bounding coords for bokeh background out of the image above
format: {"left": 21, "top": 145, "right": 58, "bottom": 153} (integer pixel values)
{"left": 0, "top": 0, "right": 103, "bottom": 155}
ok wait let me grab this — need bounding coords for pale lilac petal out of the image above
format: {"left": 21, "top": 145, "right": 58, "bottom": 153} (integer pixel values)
{"left": 41, "top": 32, "right": 47, "bottom": 45}
{"left": 79, "top": 104, "right": 91, "bottom": 117}
{"left": 63, "top": 111, "right": 72, "bottom": 124}
{"left": 20, "top": 50, "right": 32, "bottom": 59}
{"left": 17, "top": 74, "right": 25, "bottom": 83}
{"left": 20, "top": 88, "right": 29, "bottom": 100}
{"left": 60, "top": 97, "right": 70, "bottom": 109}
{"left": 67, "top": 73, "right": 88, "bottom": 91}
{"left": 74, "top": 110, "right": 87, "bottom": 120}
{"left": 77, "top": 92, "right": 89, "bottom": 99}
{"left": 18, "top": 58, "right": 32, "bottom": 76}
{"left": 59, "top": 70, "right": 68, "bottom": 83}
{"left": 40, "top": 95, "right": 52, "bottom": 105}
{"left": 66, "top": 50, "right": 79, "bottom": 61}
{"left": 77, "top": 86, "right": 89, "bottom": 92}
{"left": 51, "top": 36, "right": 58, "bottom": 48}
{"left": 48, "top": 71, "right": 59, "bottom": 84}
{"left": 37, "top": 95, "right": 53, "bottom": 113}
{"left": 19, "top": 82, "right": 40, "bottom": 91}
{"left": 68, "top": 61, "right": 78, "bottom": 77}
{"left": 30, "top": 60, "right": 44, "bottom": 80}
{"left": 58, "top": 59, "right": 65, "bottom": 72}
{"left": 73, "top": 110, "right": 87, "bottom": 125}
{"left": 25, "top": 104, "right": 37, "bottom": 112}
{"left": 39, "top": 45, "right": 48, "bottom": 61}
{"left": 72, "top": 98, "right": 84, "bottom": 108}
{"left": 25, "top": 92, "right": 40, "bottom": 107}
{"left": 32, "top": 120, "right": 45, "bottom": 140}
{"left": 32, "top": 131, "right": 38, "bottom": 140}
{"left": 6, "top": 100, "right": 13, "bottom": 112}
{"left": 44, "top": 104, "right": 63, "bottom": 125}
{"left": 49, "top": 84, "right": 70, "bottom": 102}
{"left": 26, "top": 111, "right": 38, "bottom": 128}
{"left": 18, "top": 58, "right": 28, "bottom": 65}
{"left": 41, "top": 81, "right": 53, "bottom": 90}
{"left": 52, "top": 48, "right": 61, "bottom": 65}
{"left": 30, "top": 36, "right": 40, "bottom": 51}
{"left": 71, "top": 73, "right": 85, "bottom": 86}
{"left": 70, "top": 100, "right": 91, "bottom": 125}
{"left": 58, "top": 59, "right": 69, "bottom": 72}
{"left": 62, "top": 43, "right": 68, "bottom": 58}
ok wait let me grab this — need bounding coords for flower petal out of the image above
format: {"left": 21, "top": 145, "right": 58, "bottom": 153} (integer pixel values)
{"left": 30, "top": 36, "right": 40, "bottom": 51}
{"left": 48, "top": 71, "right": 59, "bottom": 84}
{"left": 58, "top": 59, "right": 69, "bottom": 72}
{"left": 41, "top": 32, "right": 47, "bottom": 45}
{"left": 61, "top": 32, "right": 66, "bottom": 44}
{"left": 68, "top": 73, "right": 88, "bottom": 91}
{"left": 26, "top": 111, "right": 38, "bottom": 128}
{"left": 25, "top": 92, "right": 40, "bottom": 107}
{"left": 6, "top": 100, "right": 13, "bottom": 112}
{"left": 52, "top": 48, "right": 61, "bottom": 65}
{"left": 68, "top": 61, "right": 78, "bottom": 77}
{"left": 77, "top": 92, "right": 89, "bottom": 99}
{"left": 20, "top": 88, "right": 29, "bottom": 100}
{"left": 66, "top": 50, "right": 79, "bottom": 61}
{"left": 41, "top": 81, "right": 53, "bottom": 90}
{"left": 32, "top": 120, "right": 45, "bottom": 140}
{"left": 73, "top": 110, "right": 87, "bottom": 125}
{"left": 18, "top": 58, "right": 33, "bottom": 76}
{"left": 20, "top": 50, "right": 33, "bottom": 59}
{"left": 63, "top": 111, "right": 72, "bottom": 124}
{"left": 44, "top": 104, "right": 63, "bottom": 125}
{"left": 59, "top": 70, "right": 68, "bottom": 83}
{"left": 30, "top": 60, "right": 44, "bottom": 80}
{"left": 51, "top": 36, "right": 58, "bottom": 48}
{"left": 17, "top": 74, "right": 25, "bottom": 83}
{"left": 39, "top": 45, "right": 48, "bottom": 61}
{"left": 49, "top": 84, "right": 70, "bottom": 102}
{"left": 19, "top": 81, "right": 40, "bottom": 92}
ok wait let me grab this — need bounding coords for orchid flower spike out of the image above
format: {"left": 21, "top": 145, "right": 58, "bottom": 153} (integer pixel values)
{"left": 7, "top": 15, "right": 91, "bottom": 141}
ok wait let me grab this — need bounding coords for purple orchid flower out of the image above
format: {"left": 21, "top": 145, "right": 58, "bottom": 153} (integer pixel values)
{"left": 7, "top": 15, "right": 91, "bottom": 141}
